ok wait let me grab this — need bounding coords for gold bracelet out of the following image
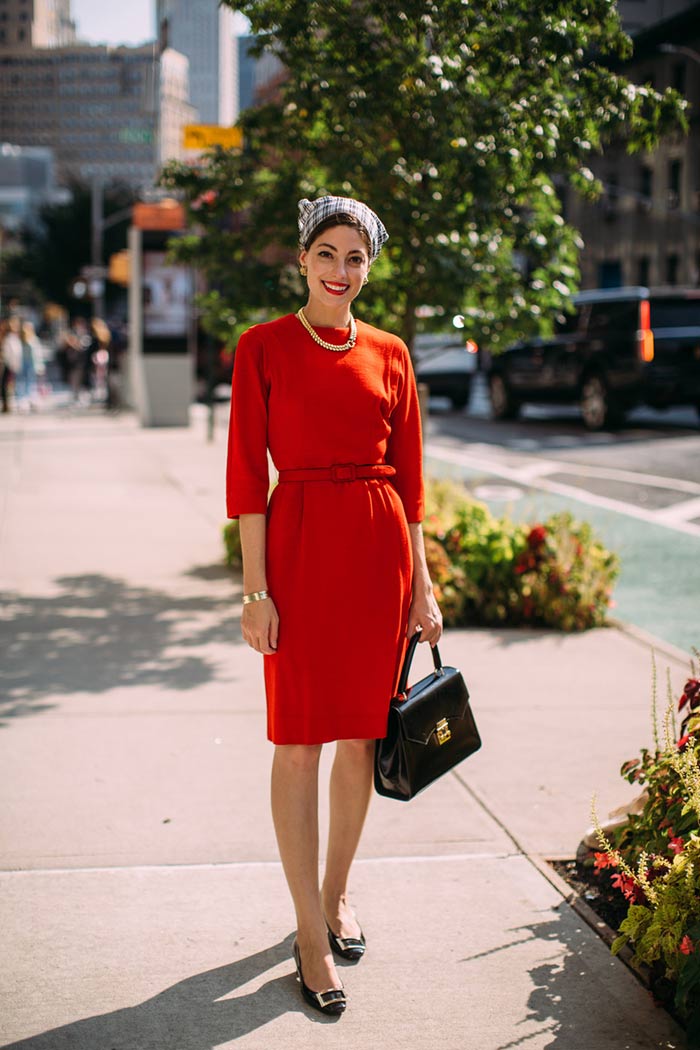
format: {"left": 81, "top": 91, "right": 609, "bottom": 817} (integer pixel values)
{"left": 242, "top": 589, "right": 270, "bottom": 605}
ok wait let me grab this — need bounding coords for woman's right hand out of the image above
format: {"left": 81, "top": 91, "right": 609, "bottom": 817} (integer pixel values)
{"left": 241, "top": 598, "right": 279, "bottom": 655}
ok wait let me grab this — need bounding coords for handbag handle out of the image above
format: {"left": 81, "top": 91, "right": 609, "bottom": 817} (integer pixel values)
{"left": 396, "top": 628, "right": 443, "bottom": 698}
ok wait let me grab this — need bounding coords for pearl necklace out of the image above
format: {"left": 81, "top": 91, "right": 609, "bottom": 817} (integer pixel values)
{"left": 296, "top": 308, "right": 357, "bottom": 352}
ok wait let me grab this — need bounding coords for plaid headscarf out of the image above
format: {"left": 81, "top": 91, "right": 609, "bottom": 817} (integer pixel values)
{"left": 297, "top": 196, "right": 389, "bottom": 261}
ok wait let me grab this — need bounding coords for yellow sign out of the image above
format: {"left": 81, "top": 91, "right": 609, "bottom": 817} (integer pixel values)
{"left": 183, "top": 125, "right": 243, "bottom": 150}
{"left": 108, "top": 250, "right": 130, "bottom": 287}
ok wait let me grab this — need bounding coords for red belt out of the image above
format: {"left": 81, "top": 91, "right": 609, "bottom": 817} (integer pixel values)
{"left": 277, "top": 463, "right": 396, "bottom": 483}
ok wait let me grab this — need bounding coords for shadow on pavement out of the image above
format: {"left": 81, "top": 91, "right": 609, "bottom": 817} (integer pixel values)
{"left": 0, "top": 573, "right": 240, "bottom": 724}
{"left": 461, "top": 901, "right": 673, "bottom": 1049}
{"left": 0, "top": 934, "right": 336, "bottom": 1049}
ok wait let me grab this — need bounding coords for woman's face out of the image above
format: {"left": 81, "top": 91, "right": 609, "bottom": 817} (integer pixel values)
{"left": 299, "top": 225, "right": 370, "bottom": 310}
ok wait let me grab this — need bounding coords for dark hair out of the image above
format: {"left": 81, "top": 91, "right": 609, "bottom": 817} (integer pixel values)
{"left": 302, "top": 212, "right": 371, "bottom": 255}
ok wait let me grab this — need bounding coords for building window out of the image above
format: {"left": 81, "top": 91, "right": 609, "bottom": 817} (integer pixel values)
{"left": 17, "top": 28, "right": 25, "bottom": 40}
{"left": 667, "top": 255, "right": 680, "bottom": 285}
{"left": 637, "top": 257, "right": 650, "bottom": 287}
{"left": 598, "top": 260, "right": 623, "bottom": 288}
{"left": 668, "top": 160, "right": 682, "bottom": 209}
{"left": 604, "top": 172, "right": 619, "bottom": 220}
{"left": 638, "top": 165, "right": 653, "bottom": 213}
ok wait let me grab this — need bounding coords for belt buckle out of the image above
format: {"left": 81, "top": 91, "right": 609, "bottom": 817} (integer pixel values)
{"left": 331, "top": 463, "right": 357, "bottom": 482}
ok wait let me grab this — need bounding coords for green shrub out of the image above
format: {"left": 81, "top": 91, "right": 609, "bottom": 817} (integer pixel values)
{"left": 424, "top": 478, "right": 619, "bottom": 631}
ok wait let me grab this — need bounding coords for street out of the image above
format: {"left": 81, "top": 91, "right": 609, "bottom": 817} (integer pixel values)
{"left": 424, "top": 376, "right": 700, "bottom": 655}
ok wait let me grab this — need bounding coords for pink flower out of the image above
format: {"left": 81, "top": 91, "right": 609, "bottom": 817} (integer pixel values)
{"left": 680, "top": 936, "right": 695, "bottom": 955}
{"left": 191, "top": 188, "right": 218, "bottom": 211}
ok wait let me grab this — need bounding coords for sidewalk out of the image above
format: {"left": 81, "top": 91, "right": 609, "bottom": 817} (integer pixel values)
{"left": 0, "top": 407, "right": 690, "bottom": 1049}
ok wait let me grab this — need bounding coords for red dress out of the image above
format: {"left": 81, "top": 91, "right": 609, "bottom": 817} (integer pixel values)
{"left": 226, "top": 313, "right": 424, "bottom": 745}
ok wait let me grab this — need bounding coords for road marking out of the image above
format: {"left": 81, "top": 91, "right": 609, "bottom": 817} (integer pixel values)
{"left": 655, "top": 496, "right": 700, "bottom": 523}
{"left": 426, "top": 441, "right": 700, "bottom": 538}
{"left": 435, "top": 438, "right": 700, "bottom": 495}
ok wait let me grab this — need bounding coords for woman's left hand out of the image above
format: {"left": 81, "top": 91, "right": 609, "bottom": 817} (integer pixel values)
{"left": 407, "top": 585, "right": 443, "bottom": 646}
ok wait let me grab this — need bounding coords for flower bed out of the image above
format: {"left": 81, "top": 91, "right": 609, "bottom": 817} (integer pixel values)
{"left": 223, "top": 477, "right": 619, "bottom": 632}
{"left": 582, "top": 658, "right": 700, "bottom": 1044}
{"left": 422, "top": 479, "right": 618, "bottom": 630}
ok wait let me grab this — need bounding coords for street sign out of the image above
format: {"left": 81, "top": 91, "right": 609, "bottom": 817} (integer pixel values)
{"left": 133, "top": 200, "right": 186, "bottom": 231}
{"left": 183, "top": 124, "right": 243, "bottom": 150}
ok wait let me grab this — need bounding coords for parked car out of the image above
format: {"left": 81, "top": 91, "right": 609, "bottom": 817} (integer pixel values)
{"left": 488, "top": 287, "right": 700, "bottom": 430}
{"left": 414, "top": 333, "right": 479, "bottom": 410}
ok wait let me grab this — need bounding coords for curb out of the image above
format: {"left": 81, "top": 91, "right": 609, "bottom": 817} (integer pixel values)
{"left": 613, "top": 619, "right": 693, "bottom": 668}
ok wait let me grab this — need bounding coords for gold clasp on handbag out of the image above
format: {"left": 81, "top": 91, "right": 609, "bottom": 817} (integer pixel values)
{"left": 435, "top": 718, "right": 451, "bottom": 745}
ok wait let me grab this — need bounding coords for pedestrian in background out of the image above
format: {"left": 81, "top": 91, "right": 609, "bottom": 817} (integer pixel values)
{"left": 89, "top": 318, "right": 111, "bottom": 404}
{"left": 0, "top": 318, "right": 23, "bottom": 413}
{"left": 226, "top": 195, "right": 442, "bottom": 1017}
{"left": 105, "top": 317, "right": 127, "bottom": 412}
{"left": 61, "top": 317, "right": 91, "bottom": 403}
{"left": 16, "top": 321, "right": 44, "bottom": 411}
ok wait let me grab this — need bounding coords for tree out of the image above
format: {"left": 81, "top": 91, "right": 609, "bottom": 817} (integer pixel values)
{"left": 161, "top": 0, "right": 687, "bottom": 352}
{"left": 3, "top": 182, "right": 136, "bottom": 313}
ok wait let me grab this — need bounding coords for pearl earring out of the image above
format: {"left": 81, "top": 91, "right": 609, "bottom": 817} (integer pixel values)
{"left": 363, "top": 275, "right": 369, "bottom": 285}
{"left": 299, "top": 265, "right": 308, "bottom": 276}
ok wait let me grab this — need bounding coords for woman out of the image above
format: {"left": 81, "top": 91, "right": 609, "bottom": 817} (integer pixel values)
{"left": 17, "top": 321, "right": 44, "bottom": 410}
{"left": 226, "top": 195, "right": 442, "bottom": 1016}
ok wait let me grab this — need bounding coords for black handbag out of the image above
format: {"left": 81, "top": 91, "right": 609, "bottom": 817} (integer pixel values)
{"left": 374, "top": 629, "right": 482, "bottom": 801}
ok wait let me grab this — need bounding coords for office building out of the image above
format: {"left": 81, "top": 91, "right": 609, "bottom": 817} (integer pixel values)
{"left": 156, "top": 0, "right": 235, "bottom": 124}
{"left": 566, "top": 2, "right": 700, "bottom": 288}
{"left": 0, "top": 44, "right": 195, "bottom": 188}
{"left": 0, "top": 142, "right": 68, "bottom": 231}
{"left": 0, "top": 0, "right": 75, "bottom": 50}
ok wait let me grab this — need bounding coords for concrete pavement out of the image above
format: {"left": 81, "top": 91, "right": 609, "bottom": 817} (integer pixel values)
{"left": 0, "top": 405, "right": 691, "bottom": 1048}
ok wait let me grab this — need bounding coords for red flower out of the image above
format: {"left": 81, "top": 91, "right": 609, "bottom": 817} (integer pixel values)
{"left": 680, "top": 935, "right": 695, "bottom": 955}
{"left": 677, "top": 734, "right": 691, "bottom": 751}
{"left": 611, "top": 872, "right": 646, "bottom": 904}
{"left": 679, "top": 679, "right": 700, "bottom": 713}
{"left": 593, "top": 852, "right": 617, "bottom": 874}
{"left": 669, "top": 837, "right": 685, "bottom": 855}
{"left": 527, "top": 525, "right": 547, "bottom": 549}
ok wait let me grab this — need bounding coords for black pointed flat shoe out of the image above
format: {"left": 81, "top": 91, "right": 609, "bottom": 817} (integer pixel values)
{"left": 293, "top": 940, "right": 346, "bottom": 1016}
{"left": 326, "top": 922, "right": 366, "bottom": 962}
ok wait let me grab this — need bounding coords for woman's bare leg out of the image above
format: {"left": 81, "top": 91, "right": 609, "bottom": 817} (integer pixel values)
{"left": 270, "top": 743, "right": 340, "bottom": 992}
{"left": 321, "top": 738, "right": 375, "bottom": 939}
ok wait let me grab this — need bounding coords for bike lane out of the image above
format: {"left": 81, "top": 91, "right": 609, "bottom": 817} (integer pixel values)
{"left": 425, "top": 447, "right": 700, "bottom": 657}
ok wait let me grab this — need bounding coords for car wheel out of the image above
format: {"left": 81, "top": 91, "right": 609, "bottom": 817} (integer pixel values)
{"left": 580, "top": 374, "right": 623, "bottom": 430}
{"left": 489, "top": 374, "right": 520, "bottom": 420}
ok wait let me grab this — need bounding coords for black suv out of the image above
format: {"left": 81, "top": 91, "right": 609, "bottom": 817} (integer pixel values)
{"left": 488, "top": 287, "right": 700, "bottom": 429}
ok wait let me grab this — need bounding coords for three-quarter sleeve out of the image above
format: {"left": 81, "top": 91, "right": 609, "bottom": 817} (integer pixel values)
{"left": 385, "top": 341, "right": 424, "bottom": 522}
{"left": 226, "top": 327, "right": 270, "bottom": 518}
